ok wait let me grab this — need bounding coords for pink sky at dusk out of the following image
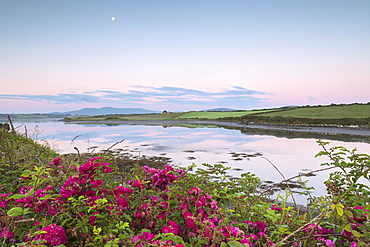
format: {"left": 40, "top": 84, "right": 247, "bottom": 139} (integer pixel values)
{"left": 1, "top": 1, "right": 369, "bottom": 113}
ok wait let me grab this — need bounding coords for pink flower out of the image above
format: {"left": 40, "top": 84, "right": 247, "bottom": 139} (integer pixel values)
{"left": 0, "top": 194, "right": 10, "bottom": 208}
{"left": 317, "top": 237, "right": 334, "bottom": 247}
{"left": 0, "top": 227, "right": 14, "bottom": 239}
{"left": 50, "top": 157, "right": 62, "bottom": 165}
{"left": 19, "top": 186, "right": 33, "bottom": 195}
{"left": 131, "top": 231, "right": 155, "bottom": 243}
{"left": 129, "top": 179, "right": 146, "bottom": 189}
{"left": 254, "top": 221, "right": 267, "bottom": 233}
{"left": 102, "top": 164, "right": 113, "bottom": 173}
{"left": 161, "top": 221, "right": 180, "bottom": 235}
{"left": 117, "top": 197, "right": 128, "bottom": 208}
{"left": 157, "top": 214, "right": 165, "bottom": 220}
{"left": 271, "top": 204, "right": 283, "bottom": 210}
{"left": 188, "top": 187, "right": 201, "bottom": 196}
{"left": 89, "top": 215, "right": 97, "bottom": 225}
{"left": 195, "top": 200, "right": 203, "bottom": 207}
{"left": 183, "top": 212, "right": 197, "bottom": 228}
{"left": 181, "top": 202, "right": 189, "bottom": 211}
{"left": 113, "top": 186, "right": 133, "bottom": 196}
{"left": 159, "top": 201, "right": 169, "bottom": 209}
{"left": 131, "top": 234, "right": 142, "bottom": 243}
{"left": 90, "top": 179, "right": 103, "bottom": 188}
{"left": 33, "top": 224, "right": 68, "bottom": 246}
{"left": 141, "top": 232, "right": 154, "bottom": 241}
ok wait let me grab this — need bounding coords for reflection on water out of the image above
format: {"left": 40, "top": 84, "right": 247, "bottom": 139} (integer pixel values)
{"left": 9, "top": 120, "right": 370, "bottom": 202}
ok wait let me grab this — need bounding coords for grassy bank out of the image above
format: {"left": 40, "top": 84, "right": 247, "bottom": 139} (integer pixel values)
{"left": 1, "top": 120, "right": 370, "bottom": 246}
{"left": 238, "top": 103, "right": 370, "bottom": 127}
{"left": 255, "top": 104, "right": 370, "bottom": 119}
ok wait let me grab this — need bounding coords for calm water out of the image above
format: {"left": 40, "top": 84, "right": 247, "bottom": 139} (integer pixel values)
{"left": 9, "top": 120, "right": 370, "bottom": 202}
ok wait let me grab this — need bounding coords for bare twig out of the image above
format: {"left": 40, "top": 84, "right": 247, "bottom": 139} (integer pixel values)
{"left": 14, "top": 218, "right": 35, "bottom": 223}
{"left": 260, "top": 156, "right": 297, "bottom": 207}
{"left": 103, "top": 139, "right": 125, "bottom": 155}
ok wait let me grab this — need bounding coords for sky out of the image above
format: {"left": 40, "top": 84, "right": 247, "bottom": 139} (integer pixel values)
{"left": 1, "top": 0, "right": 370, "bottom": 113}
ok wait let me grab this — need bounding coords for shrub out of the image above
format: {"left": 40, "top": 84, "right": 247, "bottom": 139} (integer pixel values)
{"left": 0, "top": 123, "right": 369, "bottom": 246}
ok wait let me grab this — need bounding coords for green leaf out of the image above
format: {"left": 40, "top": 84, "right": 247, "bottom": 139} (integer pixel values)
{"left": 227, "top": 241, "right": 244, "bottom": 247}
{"left": 266, "top": 209, "right": 276, "bottom": 215}
{"left": 220, "top": 243, "right": 228, "bottom": 247}
{"left": 336, "top": 206, "right": 344, "bottom": 216}
{"left": 344, "top": 210, "right": 353, "bottom": 218}
{"left": 352, "top": 230, "right": 361, "bottom": 238}
{"left": 278, "top": 226, "right": 288, "bottom": 233}
{"left": 9, "top": 194, "right": 27, "bottom": 199}
{"left": 330, "top": 203, "right": 344, "bottom": 216}
{"left": 7, "top": 207, "right": 24, "bottom": 217}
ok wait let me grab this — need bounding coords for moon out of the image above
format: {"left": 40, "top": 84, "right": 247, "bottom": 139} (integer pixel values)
{"left": 111, "top": 17, "right": 115, "bottom": 21}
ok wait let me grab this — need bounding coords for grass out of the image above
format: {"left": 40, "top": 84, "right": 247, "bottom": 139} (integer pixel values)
{"left": 175, "top": 110, "right": 274, "bottom": 119}
{"left": 62, "top": 103, "right": 370, "bottom": 127}
{"left": 257, "top": 104, "right": 370, "bottom": 119}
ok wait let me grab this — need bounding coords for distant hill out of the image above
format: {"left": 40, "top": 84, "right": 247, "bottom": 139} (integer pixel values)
{"left": 203, "top": 108, "right": 240, "bottom": 112}
{"left": 53, "top": 107, "right": 159, "bottom": 116}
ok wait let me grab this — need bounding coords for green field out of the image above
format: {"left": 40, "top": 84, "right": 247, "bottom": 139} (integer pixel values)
{"left": 176, "top": 110, "right": 273, "bottom": 119}
{"left": 257, "top": 104, "right": 370, "bottom": 119}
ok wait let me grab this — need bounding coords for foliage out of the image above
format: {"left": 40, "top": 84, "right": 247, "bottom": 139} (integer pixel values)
{"left": 255, "top": 104, "right": 370, "bottom": 119}
{"left": 0, "top": 121, "right": 369, "bottom": 246}
{"left": 0, "top": 120, "right": 58, "bottom": 193}
{"left": 239, "top": 115, "right": 370, "bottom": 127}
{"left": 238, "top": 103, "right": 370, "bottom": 126}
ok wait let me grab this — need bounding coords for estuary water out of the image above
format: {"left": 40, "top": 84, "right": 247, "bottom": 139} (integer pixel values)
{"left": 8, "top": 119, "right": 370, "bottom": 202}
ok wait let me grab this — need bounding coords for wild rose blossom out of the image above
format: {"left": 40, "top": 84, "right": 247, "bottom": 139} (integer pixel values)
{"left": 271, "top": 204, "right": 283, "bottom": 210}
{"left": 0, "top": 227, "right": 14, "bottom": 239}
{"left": 245, "top": 220, "right": 267, "bottom": 233}
{"left": 128, "top": 179, "right": 146, "bottom": 189}
{"left": 113, "top": 186, "right": 133, "bottom": 196}
{"left": 141, "top": 165, "right": 185, "bottom": 190}
{"left": 33, "top": 224, "right": 68, "bottom": 246}
{"left": 161, "top": 220, "right": 180, "bottom": 235}
{"left": 0, "top": 193, "right": 11, "bottom": 208}
{"left": 317, "top": 237, "right": 335, "bottom": 247}
{"left": 49, "top": 157, "right": 62, "bottom": 166}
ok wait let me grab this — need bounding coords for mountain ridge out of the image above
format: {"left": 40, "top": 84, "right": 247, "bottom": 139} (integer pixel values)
{"left": 52, "top": 107, "right": 159, "bottom": 116}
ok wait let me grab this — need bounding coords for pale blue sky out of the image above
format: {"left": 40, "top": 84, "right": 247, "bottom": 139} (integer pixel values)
{"left": 1, "top": 1, "right": 370, "bottom": 113}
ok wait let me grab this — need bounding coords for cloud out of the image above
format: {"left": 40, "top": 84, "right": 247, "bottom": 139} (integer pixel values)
{"left": 0, "top": 93, "right": 100, "bottom": 104}
{"left": 307, "top": 96, "right": 315, "bottom": 101}
{"left": 1, "top": 86, "right": 271, "bottom": 110}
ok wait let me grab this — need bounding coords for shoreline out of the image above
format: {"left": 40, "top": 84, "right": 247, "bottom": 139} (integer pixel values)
{"left": 64, "top": 120, "right": 370, "bottom": 136}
